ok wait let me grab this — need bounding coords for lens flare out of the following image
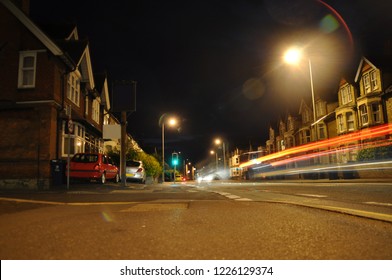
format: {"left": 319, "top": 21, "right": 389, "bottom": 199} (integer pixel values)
{"left": 101, "top": 211, "right": 113, "bottom": 222}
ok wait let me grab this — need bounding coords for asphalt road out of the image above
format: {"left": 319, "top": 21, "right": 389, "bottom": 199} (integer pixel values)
{"left": 1, "top": 180, "right": 392, "bottom": 260}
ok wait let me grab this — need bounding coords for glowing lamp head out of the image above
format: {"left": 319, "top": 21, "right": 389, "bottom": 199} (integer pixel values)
{"left": 283, "top": 48, "right": 302, "bottom": 65}
{"left": 168, "top": 118, "right": 177, "bottom": 127}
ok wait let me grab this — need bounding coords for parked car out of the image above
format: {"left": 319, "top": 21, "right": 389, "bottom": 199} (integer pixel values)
{"left": 126, "top": 160, "right": 146, "bottom": 183}
{"left": 175, "top": 174, "right": 186, "bottom": 182}
{"left": 69, "top": 153, "right": 120, "bottom": 184}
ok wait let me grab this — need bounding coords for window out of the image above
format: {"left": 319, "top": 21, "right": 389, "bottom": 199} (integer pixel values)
{"left": 340, "top": 85, "right": 353, "bottom": 105}
{"left": 62, "top": 121, "right": 85, "bottom": 156}
{"left": 370, "top": 71, "right": 378, "bottom": 91}
{"left": 300, "top": 129, "right": 311, "bottom": 144}
{"left": 92, "top": 99, "right": 100, "bottom": 124}
{"left": 346, "top": 112, "right": 354, "bottom": 131}
{"left": 363, "top": 74, "right": 371, "bottom": 93}
{"left": 371, "top": 103, "right": 381, "bottom": 123}
{"left": 318, "top": 123, "right": 326, "bottom": 139}
{"left": 303, "top": 109, "right": 311, "bottom": 123}
{"left": 67, "top": 72, "right": 80, "bottom": 106}
{"left": 286, "top": 136, "right": 294, "bottom": 148}
{"left": 337, "top": 114, "right": 344, "bottom": 133}
{"left": 280, "top": 139, "right": 285, "bottom": 150}
{"left": 18, "top": 51, "right": 37, "bottom": 88}
{"left": 363, "top": 70, "right": 379, "bottom": 93}
{"left": 359, "top": 104, "right": 368, "bottom": 126}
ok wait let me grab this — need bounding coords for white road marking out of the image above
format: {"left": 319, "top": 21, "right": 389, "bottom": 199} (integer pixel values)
{"left": 364, "top": 202, "right": 392, "bottom": 207}
{"left": 226, "top": 194, "right": 241, "bottom": 199}
{"left": 235, "top": 198, "right": 253, "bottom": 201}
{"left": 214, "top": 192, "right": 253, "bottom": 201}
{"left": 297, "top": 193, "right": 327, "bottom": 198}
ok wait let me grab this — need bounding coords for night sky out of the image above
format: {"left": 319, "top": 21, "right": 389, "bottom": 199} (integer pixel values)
{"left": 29, "top": 0, "right": 392, "bottom": 165}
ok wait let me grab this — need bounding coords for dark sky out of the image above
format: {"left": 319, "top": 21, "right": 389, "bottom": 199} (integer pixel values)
{"left": 30, "top": 0, "right": 391, "bottom": 165}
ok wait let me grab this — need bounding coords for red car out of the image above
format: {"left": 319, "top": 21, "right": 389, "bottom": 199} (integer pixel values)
{"left": 69, "top": 153, "right": 120, "bottom": 184}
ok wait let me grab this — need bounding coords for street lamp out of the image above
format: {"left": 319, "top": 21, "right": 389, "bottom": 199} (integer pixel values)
{"left": 159, "top": 114, "right": 178, "bottom": 183}
{"left": 214, "top": 138, "right": 226, "bottom": 171}
{"left": 283, "top": 47, "right": 317, "bottom": 140}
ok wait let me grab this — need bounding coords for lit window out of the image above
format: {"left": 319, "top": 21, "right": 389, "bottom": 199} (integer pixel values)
{"left": 337, "top": 114, "right": 344, "bottom": 133}
{"left": 359, "top": 104, "right": 368, "bottom": 126}
{"left": 340, "top": 85, "right": 352, "bottom": 105}
{"left": 346, "top": 112, "right": 354, "bottom": 131}
{"left": 18, "top": 51, "right": 37, "bottom": 88}
{"left": 371, "top": 103, "right": 381, "bottom": 123}
{"left": 67, "top": 72, "right": 80, "bottom": 106}
{"left": 363, "top": 70, "right": 379, "bottom": 94}
{"left": 318, "top": 123, "right": 326, "bottom": 139}
{"left": 370, "top": 71, "right": 378, "bottom": 90}
{"left": 363, "top": 74, "right": 371, "bottom": 93}
{"left": 62, "top": 121, "right": 85, "bottom": 156}
{"left": 92, "top": 99, "right": 100, "bottom": 124}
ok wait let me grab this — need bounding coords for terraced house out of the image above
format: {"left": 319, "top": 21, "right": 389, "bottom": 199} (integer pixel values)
{"left": 261, "top": 52, "right": 392, "bottom": 179}
{"left": 0, "top": 0, "right": 118, "bottom": 189}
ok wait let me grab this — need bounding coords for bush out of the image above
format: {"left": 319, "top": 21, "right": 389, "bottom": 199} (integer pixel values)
{"left": 107, "top": 147, "right": 162, "bottom": 179}
{"left": 136, "top": 152, "right": 162, "bottom": 178}
{"left": 357, "top": 145, "right": 392, "bottom": 161}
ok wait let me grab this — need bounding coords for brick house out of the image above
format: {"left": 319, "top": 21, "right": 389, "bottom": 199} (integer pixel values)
{"left": 0, "top": 0, "right": 114, "bottom": 189}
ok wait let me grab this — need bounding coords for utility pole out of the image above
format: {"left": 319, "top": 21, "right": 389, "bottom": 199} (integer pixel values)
{"left": 120, "top": 110, "right": 127, "bottom": 187}
{"left": 112, "top": 80, "right": 137, "bottom": 187}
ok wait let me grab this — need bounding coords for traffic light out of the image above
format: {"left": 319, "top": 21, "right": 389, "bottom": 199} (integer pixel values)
{"left": 172, "top": 152, "right": 179, "bottom": 166}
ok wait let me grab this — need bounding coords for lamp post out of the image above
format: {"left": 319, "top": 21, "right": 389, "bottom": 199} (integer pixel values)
{"left": 214, "top": 138, "right": 226, "bottom": 171}
{"left": 283, "top": 47, "right": 317, "bottom": 140}
{"left": 210, "top": 150, "right": 218, "bottom": 171}
{"left": 159, "top": 114, "right": 177, "bottom": 183}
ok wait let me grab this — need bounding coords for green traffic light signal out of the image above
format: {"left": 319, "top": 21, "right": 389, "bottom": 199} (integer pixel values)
{"left": 172, "top": 152, "right": 179, "bottom": 166}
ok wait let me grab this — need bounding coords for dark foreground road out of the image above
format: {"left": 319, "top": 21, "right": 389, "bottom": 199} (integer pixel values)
{"left": 1, "top": 193, "right": 391, "bottom": 259}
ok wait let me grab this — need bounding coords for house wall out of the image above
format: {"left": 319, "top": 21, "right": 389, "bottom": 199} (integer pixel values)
{"left": 0, "top": 104, "right": 58, "bottom": 189}
{"left": 0, "top": 3, "right": 65, "bottom": 189}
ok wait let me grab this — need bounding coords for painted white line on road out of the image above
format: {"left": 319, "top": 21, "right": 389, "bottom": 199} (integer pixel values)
{"left": 214, "top": 192, "right": 253, "bottom": 201}
{"left": 0, "top": 197, "right": 138, "bottom": 206}
{"left": 297, "top": 193, "right": 327, "bottom": 198}
{"left": 226, "top": 194, "right": 241, "bottom": 199}
{"left": 217, "top": 192, "right": 231, "bottom": 196}
{"left": 364, "top": 202, "right": 392, "bottom": 207}
{"left": 235, "top": 198, "right": 253, "bottom": 201}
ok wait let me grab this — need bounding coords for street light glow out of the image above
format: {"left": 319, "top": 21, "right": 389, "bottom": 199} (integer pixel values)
{"left": 168, "top": 117, "right": 177, "bottom": 126}
{"left": 215, "top": 138, "right": 221, "bottom": 145}
{"left": 283, "top": 48, "right": 302, "bottom": 65}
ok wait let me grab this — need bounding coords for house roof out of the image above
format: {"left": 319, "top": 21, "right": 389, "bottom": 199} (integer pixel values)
{"left": 1, "top": 0, "right": 75, "bottom": 69}
{"left": 94, "top": 72, "right": 111, "bottom": 110}
{"left": 37, "top": 22, "right": 78, "bottom": 41}
{"left": 56, "top": 39, "right": 88, "bottom": 66}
